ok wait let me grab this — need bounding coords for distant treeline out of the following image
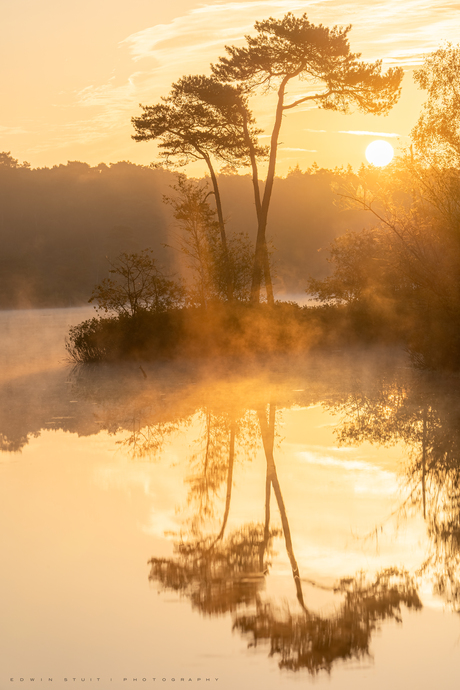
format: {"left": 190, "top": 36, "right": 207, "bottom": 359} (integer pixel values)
{"left": 0, "top": 154, "right": 370, "bottom": 309}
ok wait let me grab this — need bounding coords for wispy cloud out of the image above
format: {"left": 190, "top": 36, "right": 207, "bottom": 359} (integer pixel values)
{"left": 79, "top": 0, "right": 459, "bottom": 118}
{"left": 0, "top": 125, "right": 29, "bottom": 136}
{"left": 280, "top": 147, "right": 317, "bottom": 152}
{"left": 122, "top": 0, "right": 460, "bottom": 70}
{"left": 303, "top": 129, "right": 407, "bottom": 139}
{"left": 41, "top": 0, "right": 459, "bottom": 162}
{"left": 122, "top": 1, "right": 330, "bottom": 64}
{"left": 338, "top": 130, "right": 404, "bottom": 138}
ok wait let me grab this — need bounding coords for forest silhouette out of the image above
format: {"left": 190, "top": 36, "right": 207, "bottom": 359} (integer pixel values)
{"left": 0, "top": 154, "right": 369, "bottom": 309}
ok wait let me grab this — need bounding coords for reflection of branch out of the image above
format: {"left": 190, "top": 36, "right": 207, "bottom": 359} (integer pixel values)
{"left": 259, "top": 461, "right": 272, "bottom": 573}
{"left": 258, "top": 403, "right": 307, "bottom": 612}
{"left": 207, "top": 424, "right": 236, "bottom": 549}
{"left": 148, "top": 524, "right": 279, "bottom": 615}
{"left": 327, "top": 368, "right": 460, "bottom": 611}
{"left": 186, "top": 410, "right": 230, "bottom": 521}
{"left": 117, "top": 417, "right": 179, "bottom": 460}
{"left": 184, "top": 407, "right": 260, "bottom": 535}
{"left": 234, "top": 568, "right": 421, "bottom": 674}
{"left": 422, "top": 406, "right": 427, "bottom": 519}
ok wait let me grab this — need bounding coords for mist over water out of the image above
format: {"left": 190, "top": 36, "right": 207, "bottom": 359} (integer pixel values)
{"left": 0, "top": 307, "right": 93, "bottom": 379}
{"left": 2, "top": 308, "right": 460, "bottom": 689}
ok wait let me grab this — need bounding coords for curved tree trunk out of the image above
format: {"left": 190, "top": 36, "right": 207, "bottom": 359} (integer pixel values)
{"left": 250, "top": 79, "right": 288, "bottom": 304}
{"left": 241, "top": 112, "right": 262, "bottom": 220}
{"left": 242, "top": 112, "right": 274, "bottom": 305}
{"left": 204, "top": 154, "right": 234, "bottom": 301}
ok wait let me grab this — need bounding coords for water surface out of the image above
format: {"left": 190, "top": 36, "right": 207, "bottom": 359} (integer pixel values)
{"left": 2, "top": 309, "right": 460, "bottom": 689}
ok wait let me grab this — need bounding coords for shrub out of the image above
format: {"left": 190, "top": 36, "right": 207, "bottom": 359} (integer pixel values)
{"left": 89, "top": 249, "right": 184, "bottom": 317}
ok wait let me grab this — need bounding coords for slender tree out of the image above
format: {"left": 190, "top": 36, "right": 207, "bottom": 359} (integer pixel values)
{"left": 164, "top": 174, "right": 254, "bottom": 306}
{"left": 177, "top": 77, "right": 273, "bottom": 301}
{"left": 164, "top": 175, "right": 222, "bottom": 308}
{"left": 213, "top": 12, "right": 404, "bottom": 301}
{"left": 132, "top": 76, "right": 266, "bottom": 299}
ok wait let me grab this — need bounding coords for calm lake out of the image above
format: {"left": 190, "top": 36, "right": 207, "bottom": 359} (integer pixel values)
{"left": 2, "top": 308, "right": 460, "bottom": 689}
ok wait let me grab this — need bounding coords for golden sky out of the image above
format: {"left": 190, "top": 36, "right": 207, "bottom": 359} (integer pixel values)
{"left": 2, "top": 0, "right": 459, "bottom": 173}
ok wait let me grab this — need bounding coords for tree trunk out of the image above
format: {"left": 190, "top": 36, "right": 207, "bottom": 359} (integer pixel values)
{"left": 204, "top": 155, "right": 233, "bottom": 301}
{"left": 250, "top": 79, "right": 288, "bottom": 304}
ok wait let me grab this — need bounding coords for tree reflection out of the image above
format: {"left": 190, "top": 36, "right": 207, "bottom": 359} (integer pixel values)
{"left": 66, "top": 363, "right": 194, "bottom": 460}
{"left": 184, "top": 409, "right": 258, "bottom": 528}
{"left": 149, "top": 523, "right": 280, "bottom": 615}
{"left": 11, "top": 353, "right": 456, "bottom": 667}
{"left": 29, "top": 356, "right": 457, "bottom": 623}
{"left": 5, "top": 349, "right": 458, "bottom": 665}
{"left": 326, "top": 369, "right": 460, "bottom": 610}
{"left": 148, "top": 394, "right": 423, "bottom": 674}
{"left": 234, "top": 568, "right": 421, "bottom": 673}
{"left": 258, "top": 402, "right": 307, "bottom": 610}
{"left": 117, "top": 416, "right": 181, "bottom": 459}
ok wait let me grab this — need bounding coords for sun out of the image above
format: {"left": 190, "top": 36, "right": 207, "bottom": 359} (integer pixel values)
{"left": 365, "top": 140, "right": 394, "bottom": 167}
